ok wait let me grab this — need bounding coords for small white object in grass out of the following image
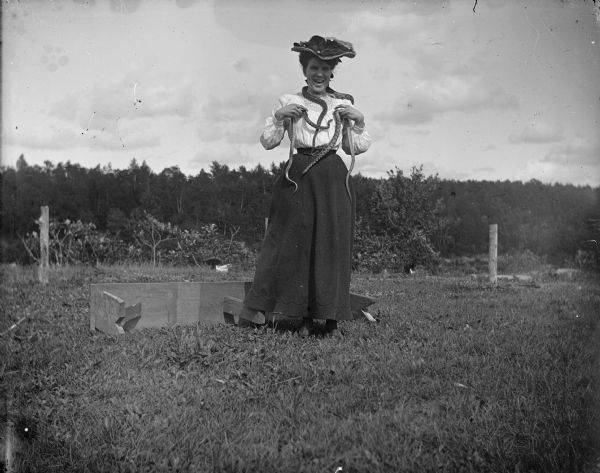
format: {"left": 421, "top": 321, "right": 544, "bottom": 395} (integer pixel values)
{"left": 215, "top": 264, "right": 230, "bottom": 272}
{"left": 334, "top": 467, "right": 343, "bottom": 473}
{"left": 362, "top": 310, "right": 376, "bottom": 322}
{"left": 1, "top": 317, "right": 26, "bottom": 336}
{"left": 453, "top": 382, "right": 469, "bottom": 389}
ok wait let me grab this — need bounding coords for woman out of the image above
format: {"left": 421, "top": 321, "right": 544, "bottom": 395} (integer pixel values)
{"left": 241, "top": 36, "right": 372, "bottom": 337}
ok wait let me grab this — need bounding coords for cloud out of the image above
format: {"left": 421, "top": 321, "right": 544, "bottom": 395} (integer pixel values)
{"left": 186, "top": 141, "right": 262, "bottom": 173}
{"left": 213, "top": 0, "right": 418, "bottom": 47}
{"left": 195, "top": 92, "right": 274, "bottom": 145}
{"left": 175, "top": 0, "right": 198, "bottom": 8}
{"left": 516, "top": 159, "right": 600, "bottom": 186}
{"left": 43, "top": 75, "right": 195, "bottom": 151}
{"left": 542, "top": 136, "right": 600, "bottom": 166}
{"left": 513, "top": 136, "right": 600, "bottom": 186}
{"left": 87, "top": 119, "right": 161, "bottom": 150}
{"left": 233, "top": 57, "right": 253, "bottom": 74}
{"left": 473, "top": 165, "right": 496, "bottom": 173}
{"left": 509, "top": 121, "right": 564, "bottom": 144}
{"left": 5, "top": 118, "right": 161, "bottom": 152}
{"left": 5, "top": 125, "right": 84, "bottom": 150}
{"left": 109, "top": 0, "right": 142, "bottom": 14}
{"left": 345, "top": 3, "right": 444, "bottom": 44}
{"left": 49, "top": 76, "right": 195, "bottom": 129}
{"left": 376, "top": 75, "right": 518, "bottom": 125}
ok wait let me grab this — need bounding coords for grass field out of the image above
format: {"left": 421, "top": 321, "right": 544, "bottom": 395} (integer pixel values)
{"left": 1, "top": 264, "right": 599, "bottom": 472}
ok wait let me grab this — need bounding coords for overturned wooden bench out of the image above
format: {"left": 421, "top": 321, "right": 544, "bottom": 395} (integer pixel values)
{"left": 90, "top": 281, "right": 376, "bottom": 335}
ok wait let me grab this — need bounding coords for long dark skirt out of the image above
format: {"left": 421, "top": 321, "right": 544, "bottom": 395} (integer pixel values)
{"left": 243, "top": 150, "right": 356, "bottom": 321}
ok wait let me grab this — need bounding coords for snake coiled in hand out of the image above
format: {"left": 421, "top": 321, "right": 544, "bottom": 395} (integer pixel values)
{"left": 284, "top": 87, "right": 355, "bottom": 200}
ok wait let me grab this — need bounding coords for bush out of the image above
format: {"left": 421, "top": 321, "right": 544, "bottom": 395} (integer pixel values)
{"left": 497, "top": 250, "right": 552, "bottom": 274}
{"left": 17, "top": 213, "right": 257, "bottom": 268}
{"left": 353, "top": 166, "right": 445, "bottom": 273}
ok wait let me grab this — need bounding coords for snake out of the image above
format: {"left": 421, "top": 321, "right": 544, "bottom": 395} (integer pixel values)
{"left": 284, "top": 87, "right": 356, "bottom": 200}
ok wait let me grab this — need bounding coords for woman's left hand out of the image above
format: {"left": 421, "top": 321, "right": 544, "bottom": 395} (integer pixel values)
{"left": 335, "top": 104, "right": 365, "bottom": 127}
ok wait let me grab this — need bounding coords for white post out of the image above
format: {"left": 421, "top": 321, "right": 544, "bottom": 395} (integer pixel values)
{"left": 264, "top": 217, "right": 269, "bottom": 238}
{"left": 39, "top": 206, "right": 49, "bottom": 285}
{"left": 489, "top": 223, "right": 498, "bottom": 284}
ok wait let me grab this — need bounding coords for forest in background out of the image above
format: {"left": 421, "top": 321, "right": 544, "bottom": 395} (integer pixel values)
{"left": 1, "top": 155, "right": 599, "bottom": 270}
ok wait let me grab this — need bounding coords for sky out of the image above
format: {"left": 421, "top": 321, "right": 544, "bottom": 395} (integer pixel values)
{"left": 2, "top": 0, "right": 600, "bottom": 186}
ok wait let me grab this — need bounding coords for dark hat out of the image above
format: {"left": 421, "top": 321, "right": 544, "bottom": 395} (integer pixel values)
{"left": 291, "top": 35, "right": 356, "bottom": 61}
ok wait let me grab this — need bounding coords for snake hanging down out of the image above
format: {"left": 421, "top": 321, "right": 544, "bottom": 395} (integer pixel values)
{"left": 284, "top": 87, "right": 356, "bottom": 200}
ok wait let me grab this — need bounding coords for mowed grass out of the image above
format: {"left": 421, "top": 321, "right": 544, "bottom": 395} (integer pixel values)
{"left": 1, "top": 265, "right": 599, "bottom": 473}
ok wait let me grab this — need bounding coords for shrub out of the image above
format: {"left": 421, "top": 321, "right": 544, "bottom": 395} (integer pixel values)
{"left": 18, "top": 213, "right": 257, "bottom": 268}
{"left": 353, "top": 166, "right": 445, "bottom": 272}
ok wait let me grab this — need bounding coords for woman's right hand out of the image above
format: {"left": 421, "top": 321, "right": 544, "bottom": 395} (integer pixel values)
{"left": 274, "top": 104, "right": 307, "bottom": 121}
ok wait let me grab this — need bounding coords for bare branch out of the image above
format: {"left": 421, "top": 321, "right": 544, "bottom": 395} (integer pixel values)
{"left": 18, "top": 234, "right": 39, "bottom": 264}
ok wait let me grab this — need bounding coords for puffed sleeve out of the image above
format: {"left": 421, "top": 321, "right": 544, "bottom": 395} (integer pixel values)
{"left": 260, "top": 95, "right": 291, "bottom": 150}
{"left": 341, "top": 120, "right": 372, "bottom": 156}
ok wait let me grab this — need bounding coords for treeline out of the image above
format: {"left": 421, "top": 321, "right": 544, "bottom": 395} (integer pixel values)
{"left": 1, "top": 155, "right": 598, "bottom": 267}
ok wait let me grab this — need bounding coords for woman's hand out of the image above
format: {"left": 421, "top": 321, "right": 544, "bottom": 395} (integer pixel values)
{"left": 274, "top": 104, "right": 308, "bottom": 121}
{"left": 335, "top": 104, "right": 365, "bottom": 127}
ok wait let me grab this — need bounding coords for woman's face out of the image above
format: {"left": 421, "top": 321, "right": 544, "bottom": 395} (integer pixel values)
{"left": 304, "top": 57, "right": 333, "bottom": 95}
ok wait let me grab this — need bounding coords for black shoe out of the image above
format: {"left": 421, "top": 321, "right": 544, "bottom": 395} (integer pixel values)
{"left": 325, "top": 319, "right": 342, "bottom": 338}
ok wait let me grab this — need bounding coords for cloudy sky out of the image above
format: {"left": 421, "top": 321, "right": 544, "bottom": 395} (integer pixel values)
{"left": 2, "top": 0, "right": 599, "bottom": 186}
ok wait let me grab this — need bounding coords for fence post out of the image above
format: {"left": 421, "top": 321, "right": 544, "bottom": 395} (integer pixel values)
{"left": 264, "top": 217, "right": 269, "bottom": 238}
{"left": 489, "top": 223, "right": 498, "bottom": 284}
{"left": 39, "top": 205, "right": 49, "bottom": 285}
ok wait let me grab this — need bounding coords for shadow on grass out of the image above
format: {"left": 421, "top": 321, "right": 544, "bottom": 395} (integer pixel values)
{"left": 240, "top": 316, "right": 349, "bottom": 338}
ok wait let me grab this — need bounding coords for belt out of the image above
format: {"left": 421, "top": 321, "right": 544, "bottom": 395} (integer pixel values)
{"left": 296, "top": 147, "right": 337, "bottom": 158}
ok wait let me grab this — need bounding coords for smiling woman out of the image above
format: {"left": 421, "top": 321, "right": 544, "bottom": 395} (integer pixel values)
{"left": 241, "top": 36, "right": 372, "bottom": 338}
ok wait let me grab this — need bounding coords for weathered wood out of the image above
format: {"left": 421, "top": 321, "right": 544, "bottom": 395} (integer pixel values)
{"left": 489, "top": 224, "right": 498, "bottom": 284}
{"left": 90, "top": 281, "right": 252, "bottom": 334}
{"left": 120, "top": 302, "right": 142, "bottom": 331}
{"left": 38, "top": 206, "right": 49, "bottom": 285}
{"left": 92, "top": 291, "right": 142, "bottom": 335}
{"left": 90, "top": 281, "right": 377, "bottom": 334}
{"left": 350, "top": 292, "right": 377, "bottom": 319}
{"left": 223, "top": 296, "right": 242, "bottom": 325}
{"left": 225, "top": 291, "right": 376, "bottom": 325}
{"left": 223, "top": 297, "right": 268, "bottom": 325}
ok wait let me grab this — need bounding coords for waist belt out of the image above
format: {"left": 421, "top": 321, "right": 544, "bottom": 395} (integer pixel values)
{"left": 296, "top": 147, "right": 337, "bottom": 158}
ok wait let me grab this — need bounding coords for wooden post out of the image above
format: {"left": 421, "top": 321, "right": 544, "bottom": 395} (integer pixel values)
{"left": 264, "top": 217, "right": 269, "bottom": 238}
{"left": 489, "top": 224, "right": 498, "bottom": 284}
{"left": 38, "top": 206, "right": 49, "bottom": 285}
{"left": 4, "top": 398, "right": 15, "bottom": 473}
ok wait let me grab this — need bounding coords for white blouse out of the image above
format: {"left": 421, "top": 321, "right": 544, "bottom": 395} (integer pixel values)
{"left": 260, "top": 92, "right": 372, "bottom": 165}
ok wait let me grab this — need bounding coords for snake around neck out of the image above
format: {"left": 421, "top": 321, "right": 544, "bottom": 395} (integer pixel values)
{"left": 284, "top": 86, "right": 355, "bottom": 200}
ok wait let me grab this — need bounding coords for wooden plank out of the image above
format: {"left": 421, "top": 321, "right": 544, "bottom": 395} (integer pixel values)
{"left": 90, "top": 282, "right": 377, "bottom": 333}
{"left": 90, "top": 282, "right": 178, "bottom": 330}
{"left": 119, "top": 302, "right": 142, "bottom": 332}
{"left": 94, "top": 291, "right": 126, "bottom": 335}
{"left": 92, "top": 291, "right": 143, "bottom": 335}
{"left": 224, "top": 297, "right": 266, "bottom": 325}
{"left": 223, "top": 296, "right": 243, "bottom": 325}
{"left": 90, "top": 281, "right": 252, "bottom": 333}
{"left": 350, "top": 292, "right": 377, "bottom": 320}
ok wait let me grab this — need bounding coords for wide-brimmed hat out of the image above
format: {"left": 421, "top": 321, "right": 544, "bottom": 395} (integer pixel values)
{"left": 291, "top": 35, "right": 356, "bottom": 61}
